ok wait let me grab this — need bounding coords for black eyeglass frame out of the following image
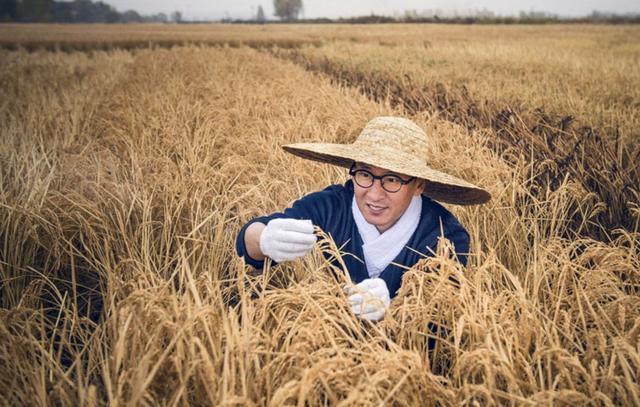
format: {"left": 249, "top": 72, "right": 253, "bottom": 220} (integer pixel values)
{"left": 348, "top": 163, "right": 416, "bottom": 193}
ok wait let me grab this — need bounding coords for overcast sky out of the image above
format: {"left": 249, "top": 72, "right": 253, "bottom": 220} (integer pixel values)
{"left": 105, "top": 0, "right": 639, "bottom": 20}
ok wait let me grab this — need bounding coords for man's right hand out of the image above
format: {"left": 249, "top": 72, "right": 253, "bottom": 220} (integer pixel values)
{"left": 259, "top": 218, "right": 316, "bottom": 262}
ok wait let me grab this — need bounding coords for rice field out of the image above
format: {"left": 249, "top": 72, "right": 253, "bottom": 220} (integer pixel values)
{"left": 1, "top": 24, "right": 639, "bottom": 405}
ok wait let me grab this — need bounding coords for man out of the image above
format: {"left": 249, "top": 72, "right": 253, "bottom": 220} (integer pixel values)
{"left": 236, "top": 116, "right": 490, "bottom": 322}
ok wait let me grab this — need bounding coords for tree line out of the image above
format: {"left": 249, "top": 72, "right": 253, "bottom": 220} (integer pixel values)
{"left": 233, "top": 11, "right": 640, "bottom": 25}
{"left": 1, "top": 0, "right": 306, "bottom": 23}
{"left": 2, "top": 0, "right": 637, "bottom": 24}
{"left": 0, "top": 0, "right": 179, "bottom": 23}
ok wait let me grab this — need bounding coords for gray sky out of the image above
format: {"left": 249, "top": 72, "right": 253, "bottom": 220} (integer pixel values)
{"left": 105, "top": 0, "right": 639, "bottom": 20}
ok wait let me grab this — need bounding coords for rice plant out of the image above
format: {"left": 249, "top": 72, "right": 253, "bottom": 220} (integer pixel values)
{"left": 1, "top": 25, "right": 639, "bottom": 405}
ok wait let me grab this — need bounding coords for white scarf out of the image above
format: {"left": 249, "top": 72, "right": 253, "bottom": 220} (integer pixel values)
{"left": 351, "top": 195, "right": 422, "bottom": 279}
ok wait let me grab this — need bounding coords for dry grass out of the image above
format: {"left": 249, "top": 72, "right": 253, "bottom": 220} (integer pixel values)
{"left": 271, "top": 26, "right": 640, "bottom": 240}
{"left": 280, "top": 26, "right": 640, "bottom": 141}
{"left": 1, "top": 25, "right": 639, "bottom": 405}
{"left": 6, "top": 24, "right": 637, "bottom": 238}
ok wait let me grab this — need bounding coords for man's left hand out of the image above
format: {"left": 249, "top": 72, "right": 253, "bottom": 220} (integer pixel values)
{"left": 346, "top": 278, "right": 391, "bottom": 322}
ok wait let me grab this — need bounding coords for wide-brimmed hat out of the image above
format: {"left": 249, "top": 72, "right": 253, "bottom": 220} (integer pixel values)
{"left": 282, "top": 116, "right": 491, "bottom": 205}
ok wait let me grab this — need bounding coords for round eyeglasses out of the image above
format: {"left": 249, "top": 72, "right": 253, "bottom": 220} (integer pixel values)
{"left": 349, "top": 163, "right": 415, "bottom": 193}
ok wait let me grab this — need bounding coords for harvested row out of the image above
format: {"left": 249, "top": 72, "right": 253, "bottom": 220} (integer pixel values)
{"left": 271, "top": 29, "right": 640, "bottom": 141}
{"left": 1, "top": 45, "right": 639, "bottom": 405}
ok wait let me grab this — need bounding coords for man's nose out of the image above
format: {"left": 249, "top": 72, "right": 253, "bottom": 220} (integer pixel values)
{"left": 367, "top": 178, "right": 386, "bottom": 199}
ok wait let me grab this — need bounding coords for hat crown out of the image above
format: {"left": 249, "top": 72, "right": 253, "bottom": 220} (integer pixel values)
{"left": 353, "top": 116, "right": 429, "bottom": 159}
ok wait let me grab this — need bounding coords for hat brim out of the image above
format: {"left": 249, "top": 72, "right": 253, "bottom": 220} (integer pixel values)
{"left": 282, "top": 142, "right": 491, "bottom": 205}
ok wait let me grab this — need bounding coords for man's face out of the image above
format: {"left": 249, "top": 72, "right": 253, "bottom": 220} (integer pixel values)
{"left": 352, "top": 163, "right": 425, "bottom": 233}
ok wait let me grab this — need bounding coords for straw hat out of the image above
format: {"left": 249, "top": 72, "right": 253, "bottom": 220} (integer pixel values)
{"left": 282, "top": 116, "right": 491, "bottom": 205}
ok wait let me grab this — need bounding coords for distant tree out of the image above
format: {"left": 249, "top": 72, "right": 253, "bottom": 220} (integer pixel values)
{"left": 50, "top": 0, "right": 118, "bottom": 22}
{"left": 71, "top": 0, "right": 94, "bottom": 22}
{"left": 149, "top": 12, "right": 168, "bottom": 23}
{"left": 51, "top": 1, "right": 74, "bottom": 22}
{"left": 171, "top": 9, "right": 182, "bottom": 23}
{"left": 95, "top": 1, "right": 119, "bottom": 22}
{"left": 5, "top": 0, "right": 177, "bottom": 22}
{"left": 273, "top": 0, "right": 302, "bottom": 21}
{"left": 17, "top": 0, "right": 53, "bottom": 21}
{"left": 0, "top": 0, "right": 17, "bottom": 21}
{"left": 120, "top": 9, "right": 142, "bottom": 23}
{"left": 256, "top": 4, "right": 265, "bottom": 23}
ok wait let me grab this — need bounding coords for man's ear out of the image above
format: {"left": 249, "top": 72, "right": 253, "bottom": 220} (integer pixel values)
{"left": 414, "top": 179, "right": 426, "bottom": 196}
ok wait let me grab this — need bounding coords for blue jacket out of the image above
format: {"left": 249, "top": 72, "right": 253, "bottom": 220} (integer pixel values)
{"left": 235, "top": 180, "right": 469, "bottom": 298}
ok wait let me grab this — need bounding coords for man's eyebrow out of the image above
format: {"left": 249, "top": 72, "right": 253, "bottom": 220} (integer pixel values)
{"left": 355, "top": 164, "right": 403, "bottom": 177}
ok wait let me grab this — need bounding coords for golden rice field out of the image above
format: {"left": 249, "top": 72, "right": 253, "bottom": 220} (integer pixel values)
{"left": 1, "top": 24, "right": 639, "bottom": 405}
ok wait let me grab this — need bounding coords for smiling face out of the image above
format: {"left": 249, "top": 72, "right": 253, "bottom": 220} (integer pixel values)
{"left": 352, "top": 163, "right": 425, "bottom": 233}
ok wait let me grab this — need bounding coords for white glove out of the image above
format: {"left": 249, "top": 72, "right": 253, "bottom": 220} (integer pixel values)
{"left": 346, "top": 278, "right": 391, "bottom": 322}
{"left": 259, "top": 218, "right": 316, "bottom": 263}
